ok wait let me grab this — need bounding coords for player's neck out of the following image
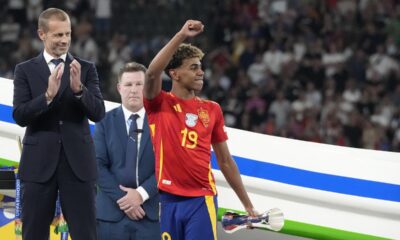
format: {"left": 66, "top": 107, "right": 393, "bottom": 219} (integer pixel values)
{"left": 170, "top": 86, "right": 195, "bottom": 100}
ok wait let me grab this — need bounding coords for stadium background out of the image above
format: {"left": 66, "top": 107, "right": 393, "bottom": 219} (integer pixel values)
{"left": 2, "top": 2, "right": 400, "bottom": 238}
{"left": 0, "top": 0, "right": 399, "bottom": 152}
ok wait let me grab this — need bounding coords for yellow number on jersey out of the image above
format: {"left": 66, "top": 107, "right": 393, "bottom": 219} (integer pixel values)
{"left": 180, "top": 128, "right": 198, "bottom": 149}
{"left": 161, "top": 232, "right": 172, "bottom": 240}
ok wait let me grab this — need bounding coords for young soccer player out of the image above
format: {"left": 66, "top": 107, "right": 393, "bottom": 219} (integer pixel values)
{"left": 143, "top": 20, "right": 256, "bottom": 240}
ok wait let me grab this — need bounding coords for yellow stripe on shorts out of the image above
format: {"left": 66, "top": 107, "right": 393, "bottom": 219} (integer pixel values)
{"left": 205, "top": 195, "right": 218, "bottom": 240}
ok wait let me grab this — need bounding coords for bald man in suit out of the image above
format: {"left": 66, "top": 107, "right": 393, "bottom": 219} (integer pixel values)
{"left": 12, "top": 8, "right": 105, "bottom": 240}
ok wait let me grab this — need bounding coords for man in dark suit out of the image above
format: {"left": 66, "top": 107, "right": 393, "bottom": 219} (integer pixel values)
{"left": 12, "top": 8, "right": 105, "bottom": 240}
{"left": 94, "top": 62, "right": 160, "bottom": 240}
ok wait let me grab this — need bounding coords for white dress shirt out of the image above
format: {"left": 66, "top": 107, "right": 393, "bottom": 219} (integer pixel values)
{"left": 121, "top": 105, "right": 149, "bottom": 202}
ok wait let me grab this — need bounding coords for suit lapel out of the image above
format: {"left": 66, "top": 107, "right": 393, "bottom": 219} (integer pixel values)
{"left": 139, "top": 115, "right": 150, "bottom": 160}
{"left": 57, "top": 53, "right": 73, "bottom": 97}
{"left": 32, "top": 53, "right": 51, "bottom": 85}
{"left": 114, "top": 107, "right": 128, "bottom": 150}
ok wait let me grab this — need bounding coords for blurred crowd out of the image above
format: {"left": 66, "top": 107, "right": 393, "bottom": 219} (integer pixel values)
{"left": 1, "top": 0, "right": 399, "bottom": 152}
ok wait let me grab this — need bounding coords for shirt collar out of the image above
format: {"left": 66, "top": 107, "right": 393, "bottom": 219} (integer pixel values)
{"left": 43, "top": 50, "right": 67, "bottom": 64}
{"left": 121, "top": 105, "right": 145, "bottom": 123}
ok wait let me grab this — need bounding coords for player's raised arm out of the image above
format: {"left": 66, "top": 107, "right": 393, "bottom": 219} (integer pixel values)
{"left": 144, "top": 20, "right": 204, "bottom": 100}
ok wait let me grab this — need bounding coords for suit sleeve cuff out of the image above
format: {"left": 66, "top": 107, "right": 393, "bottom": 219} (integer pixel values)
{"left": 137, "top": 186, "right": 149, "bottom": 203}
{"left": 73, "top": 84, "right": 85, "bottom": 99}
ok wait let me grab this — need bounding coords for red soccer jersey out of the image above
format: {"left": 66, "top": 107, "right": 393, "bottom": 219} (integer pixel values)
{"left": 144, "top": 91, "right": 228, "bottom": 197}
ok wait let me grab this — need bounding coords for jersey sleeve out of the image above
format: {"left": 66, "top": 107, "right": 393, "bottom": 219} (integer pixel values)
{"left": 211, "top": 102, "right": 228, "bottom": 144}
{"left": 143, "top": 90, "right": 165, "bottom": 113}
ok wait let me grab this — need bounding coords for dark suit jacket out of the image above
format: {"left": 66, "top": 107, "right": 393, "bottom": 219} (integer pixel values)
{"left": 94, "top": 106, "right": 159, "bottom": 221}
{"left": 12, "top": 52, "right": 105, "bottom": 182}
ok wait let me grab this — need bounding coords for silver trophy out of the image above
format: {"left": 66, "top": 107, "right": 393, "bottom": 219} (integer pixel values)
{"left": 221, "top": 208, "right": 284, "bottom": 233}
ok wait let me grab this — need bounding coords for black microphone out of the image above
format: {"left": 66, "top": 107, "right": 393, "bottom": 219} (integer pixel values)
{"left": 134, "top": 129, "right": 143, "bottom": 134}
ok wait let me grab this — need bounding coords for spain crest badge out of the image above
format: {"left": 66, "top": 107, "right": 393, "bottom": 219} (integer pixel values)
{"left": 198, "top": 108, "right": 210, "bottom": 128}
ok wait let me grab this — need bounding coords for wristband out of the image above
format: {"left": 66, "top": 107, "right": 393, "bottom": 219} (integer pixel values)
{"left": 73, "top": 83, "right": 83, "bottom": 96}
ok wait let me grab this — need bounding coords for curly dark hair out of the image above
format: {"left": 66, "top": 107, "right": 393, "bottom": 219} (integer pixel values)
{"left": 165, "top": 43, "right": 204, "bottom": 78}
